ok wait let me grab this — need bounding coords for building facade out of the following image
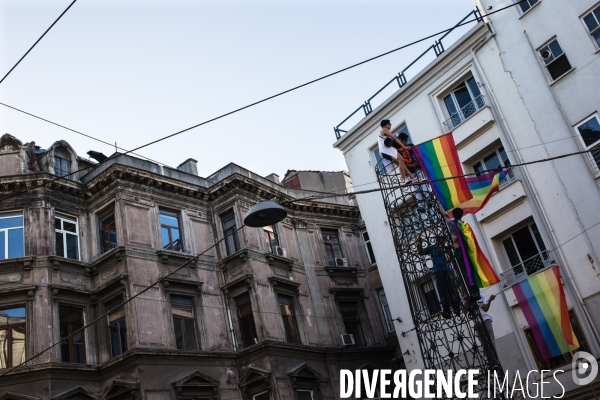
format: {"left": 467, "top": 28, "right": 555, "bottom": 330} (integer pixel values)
{"left": 334, "top": 1, "right": 600, "bottom": 397}
{"left": 0, "top": 134, "right": 399, "bottom": 399}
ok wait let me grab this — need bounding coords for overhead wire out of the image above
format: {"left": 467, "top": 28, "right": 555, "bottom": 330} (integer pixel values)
{"left": 0, "top": 0, "right": 79, "bottom": 85}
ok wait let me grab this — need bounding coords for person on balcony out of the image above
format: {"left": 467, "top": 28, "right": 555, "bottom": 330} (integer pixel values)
{"left": 378, "top": 120, "right": 417, "bottom": 184}
{"left": 418, "top": 234, "right": 461, "bottom": 319}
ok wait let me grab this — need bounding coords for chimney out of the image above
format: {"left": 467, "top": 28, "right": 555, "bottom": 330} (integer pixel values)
{"left": 177, "top": 158, "right": 198, "bottom": 175}
{"left": 265, "top": 173, "right": 280, "bottom": 184}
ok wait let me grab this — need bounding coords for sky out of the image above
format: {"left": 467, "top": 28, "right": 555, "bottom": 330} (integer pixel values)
{"left": 0, "top": 0, "right": 475, "bottom": 180}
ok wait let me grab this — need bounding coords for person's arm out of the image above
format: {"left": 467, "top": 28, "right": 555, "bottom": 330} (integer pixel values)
{"left": 480, "top": 294, "right": 496, "bottom": 312}
{"left": 382, "top": 128, "right": 404, "bottom": 147}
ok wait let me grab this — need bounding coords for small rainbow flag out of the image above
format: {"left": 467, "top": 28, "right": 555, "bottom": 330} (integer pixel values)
{"left": 512, "top": 267, "right": 579, "bottom": 360}
{"left": 453, "top": 220, "right": 500, "bottom": 288}
{"left": 413, "top": 133, "right": 472, "bottom": 211}
{"left": 447, "top": 169, "right": 508, "bottom": 216}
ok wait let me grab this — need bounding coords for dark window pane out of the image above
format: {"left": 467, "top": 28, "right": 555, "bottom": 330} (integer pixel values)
{"left": 105, "top": 296, "right": 124, "bottom": 312}
{"left": 502, "top": 238, "right": 521, "bottom": 268}
{"left": 452, "top": 83, "right": 473, "bottom": 110}
{"left": 595, "top": 7, "right": 600, "bottom": 22}
{"left": 530, "top": 223, "right": 547, "bottom": 252}
{"left": 593, "top": 30, "right": 600, "bottom": 48}
{"left": 56, "top": 232, "right": 65, "bottom": 257}
{"left": 173, "top": 316, "right": 185, "bottom": 349}
{"left": 254, "top": 393, "right": 270, "bottom": 400}
{"left": 66, "top": 233, "right": 78, "bottom": 259}
{"left": 55, "top": 218, "right": 62, "bottom": 230}
{"left": 443, "top": 95, "right": 458, "bottom": 116}
{"left": 119, "top": 319, "right": 128, "bottom": 353}
{"left": 322, "top": 229, "right": 343, "bottom": 266}
{"left": 422, "top": 279, "right": 441, "bottom": 316}
{"left": 540, "top": 45, "right": 555, "bottom": 65}
{"left": 297, "top": 391, "right": 313, "bottom": 400}
{"left": 365, "top": 242, "right": 376, "bottom": 264}
{"left": 236, "top": 296, "right": 258, "bottom": 348}
{"left": 473, "top": 162, "right": 484, "bottom": 176}
{"left": 466, "top": 77, "right": 481, "bottom": 98}
{"left": 171, "top": 295, "right": 194, "bottom": 307}
{"left": 184, "top": 318, "right": 198, "bottom": 350}
{"left": 512, "top": 226, "right": 540, "bottom": 261}
{"left": 72, "top": 329, "right": 84, "bottom": 363}
{"left": 519, "top": 0, "right": 531, "bottom": 12}
{"left": 547, "top": 55, "right": 572, "bottom": 80}
{"left": 483, "top": 151, "right": 502, "bottom": 172}
{"left": 548, "top": 40, "right": 564, "bottom": 58}
{"left": 60, "top": 334, "right": 71, "bottom": 362}
{"left": 63, "top": 221, "right": 77, "bottom": 233}
{"left": 584, "top": 13, "right": 599, "bottom": 31}
{"left": 60, "top": 306, "right": 83, "bottom": 324}
{"left": 577, "top": 117, "right": 600, "bottom": 148}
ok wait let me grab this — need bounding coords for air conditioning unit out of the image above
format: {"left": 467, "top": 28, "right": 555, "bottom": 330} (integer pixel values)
{"left": 541, "top": 50, "right": 552, "bottom": 60}
{"left": 340, "top": 334, "right": 356, "bottom": 347}
{"left": 275, "top": 246, "right": 287, "bottom": 258}
{"left": 335, "top": 257, "right": 348, "bottom": 267}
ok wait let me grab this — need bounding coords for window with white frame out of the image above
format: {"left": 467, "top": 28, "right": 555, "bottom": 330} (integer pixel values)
{"left": 502, "top": 222, "right": 552, "bottom": 278}
{"left": 538, "top": 39, "right": 572, "bottom": 81}
{"left": 575, "top": 114, "right": 600, "bottom": 174}
{"left": 517, "top": 0, "right": 539, "bottom": 14}
{"left": 582, "top": 4, "right": 600, "bottom": 48}
{"left": 442, "top": 76, "right": 483, "bottom": 130}
{"left": 55, "top": 213, "right": 79, "bottom": 260}
{"left": 377, "top": 289, "right": 395, "bottom": 332}
{"left": 361, "top": 229, "right": 376, "bottom": 265}
{"left": 473, "top": 146, "right": 516, "bottom": 186}
{"left": 0, "top": 212, "right": 24, "bottom": 260}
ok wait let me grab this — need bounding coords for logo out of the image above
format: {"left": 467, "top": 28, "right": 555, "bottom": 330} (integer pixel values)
{"left": 572, "top": 351, "right": 598, "bottom": 386}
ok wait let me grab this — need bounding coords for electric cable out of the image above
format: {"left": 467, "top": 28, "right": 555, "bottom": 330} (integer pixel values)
{"left": 0, "top": 102, "right": 171, "bottom": 167}
{"left": 0, "top": 0, "right": 79, "bottom": 85}
{"left": 0, "top": 0, "right": 527, "bottom": 206}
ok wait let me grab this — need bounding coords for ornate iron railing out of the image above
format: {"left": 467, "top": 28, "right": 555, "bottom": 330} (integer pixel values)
{"left": 443, "top": 95, "right": 486, "bottom": 131}
{"left": 334, "top": 8, "right": 483, "bottom": 140}
{"left": 499, "top": 250, "right": 554, "bottom": 288}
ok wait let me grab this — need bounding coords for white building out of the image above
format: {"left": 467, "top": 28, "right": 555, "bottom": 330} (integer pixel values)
{"left": 334, "top": 1, "right": 600, "bottom": 397}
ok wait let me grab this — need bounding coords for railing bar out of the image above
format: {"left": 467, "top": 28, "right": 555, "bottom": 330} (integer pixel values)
{"left": 336, "top": 105, "right": 366, "bottom": 128}
{"left": 401, "top": 44, "right": 436, "bottom": 73}
{"left": 367, "top": 77, "right": 399, "bottom": 102}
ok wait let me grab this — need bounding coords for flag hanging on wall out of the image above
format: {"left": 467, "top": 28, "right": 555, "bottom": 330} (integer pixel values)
{"left": 512, "top": 266, "right": 579, "bottom": 360}
{"left": 447, "top": 169, "right": 509, "bottom": 216}
{"left": 453, "top": 219, "right": 500, "bottom": 288}
{"left": 412, "top": 133, "right": 472, "bottom": 211}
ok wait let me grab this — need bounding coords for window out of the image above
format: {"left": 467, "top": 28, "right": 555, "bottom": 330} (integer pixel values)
{"left": 170, "top": 295, "right": 198, "bottom": 350}
{"left": 297, "top": 390, "right": 313, "bottom": 400}
{"left": 221, "top": 210, "right": 240, "bottom": 256}
{"left": 105, "top": 296, "right": 127, "bottom": 358}
{"left": 59, "top": 306, "right": 85, "bottom": 363}
{"left": 0, "top": 212, "right": 24, "bottom": 260}
{"left": 55, "top": 213, "right": 79, "bottom": 260}
{"left": 421, "top": 278, "right": 441, "bottom": 317}
{"left": 575, "top": 115, "right": 600, "bottom": 174}
{"left": 582, "top": 5, "right": 600, "bottom": 48}
{"left": 253, "top": 392, "right": 270, "bottom": 400}
{"left": 278, "top": 294, "right": 300, "bottom": 344}
{"left": 339, "top": 301, "right": 365, "bottom": 346}
{"left": 321, "top": 229, "right": 344, "bottom": 267}
{"left": 377, "top": 289, "right": 395, "bottom": 332}
{"left": 525, "top": 310, "right": 590, "bottom": 370}
{"left": 264, "top": 225, "right": 279, "bottom": 254}
{"left": 473, "top": 146, "right": 516, "bottom": 187}
{"left": 361, "top": 230, "right": 376, "bottom": 265}
{"left": 538, "top": 39, "right": 572, "bottom": 81}
{"left": 518, "top": 0, "right": 539, "bottom": 13}
{"left": 284, "top": 175, "right": 301, "bottom": 189}
{"left": 502, "top": 223, "right": 552, "bottom": 277}
{"left": 54, "top": 150, "right": 70, "bottom": 178}
{"left": 99, "top": 212, "right": 117, "bottom": 254}
{"left": 442, "top": 77, "right": 483, "bottom": 129}
{"left": 0, "top": 307, "right": 26, "bottom": 368}
{"left": 160, "top": 210, "right": 183, "bottom": 251}
{"left": 235, "top": 292, "right": 258, "bottom": 348}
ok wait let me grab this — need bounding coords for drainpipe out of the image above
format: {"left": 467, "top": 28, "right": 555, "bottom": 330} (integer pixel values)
{"left": 209, "top": 205, "right": 238, "bottom": 351}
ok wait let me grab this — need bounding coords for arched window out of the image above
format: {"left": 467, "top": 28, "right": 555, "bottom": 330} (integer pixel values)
{"left": 54, "top": 149, "right": 70, "bottom": 177}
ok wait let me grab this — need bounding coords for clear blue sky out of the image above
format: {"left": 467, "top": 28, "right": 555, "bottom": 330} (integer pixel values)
{"left": 1, "top": 0, "right": 475, "bottom": 179}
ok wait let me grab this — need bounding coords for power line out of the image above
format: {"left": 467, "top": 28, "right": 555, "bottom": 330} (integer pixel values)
{"left": 0, "top": 0, "right": 79, "bottom": 85}
{"left": 0, "top": 102, "right": 171, "bottom": 167}
{"left": 0, "top": 0, "right": 525, "bottom": 204}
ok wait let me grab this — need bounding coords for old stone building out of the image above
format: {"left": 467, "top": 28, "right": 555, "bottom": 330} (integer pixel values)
{"left": 0, "top": 133, "right": 399, "bottom": 399}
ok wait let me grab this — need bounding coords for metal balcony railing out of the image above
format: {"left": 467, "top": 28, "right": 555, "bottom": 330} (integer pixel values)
{"left": 443, "top": 95, "right": 485, "bottom": 131}
{"left": 333, "top": 8, "right": 483, "bottom": 140}
{"left": 499, "top": 250, "right": 554, "bottom": 287}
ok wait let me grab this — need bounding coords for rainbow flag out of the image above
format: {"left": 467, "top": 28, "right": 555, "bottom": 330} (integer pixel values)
{"left": 512, "top": 267, "right": 579, "bottom": 360}
{"left": 447, "top": 169, "right": 508, "bottom": 216}
{"left": 413, "top": 133, "right": 472, "bottom": 211}
{"left": 453, "top": 220, "right": 500, "bottom": 288}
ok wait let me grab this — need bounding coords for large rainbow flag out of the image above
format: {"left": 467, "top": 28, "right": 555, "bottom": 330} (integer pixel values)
{"left": 512, "top": 267, "right": 579, "bottom": 360}
{"left": 412, "top": 133, "right": 472, "bottom": 211}
{"left": 447, "top": 169, "right": 508, "bottom": 216}
{"left": 453, "top": 220, "right": 500, "bottom": 288}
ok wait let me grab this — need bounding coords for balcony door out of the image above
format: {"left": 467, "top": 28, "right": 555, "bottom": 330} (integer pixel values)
{"left": 442, "top": 77, "right": 482, "bottom": 128}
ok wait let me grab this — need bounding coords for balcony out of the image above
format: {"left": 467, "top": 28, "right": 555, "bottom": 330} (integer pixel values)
{"left": 499, "top": 250, "right": 555, "bottom": 288}
{"left": 443, "top": 95, "right": 486, "bottom": 131}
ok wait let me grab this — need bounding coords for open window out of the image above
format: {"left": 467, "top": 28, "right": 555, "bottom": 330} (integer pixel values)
{"left": 442, "top": 76, "right": 483, "bottom": 130}
{"left": 59, "top": 305, "right": 85, "bottom": 363}
{"left": 221, "top": 210, "right": 240, "bottom": 256}
{"left": 98, "top": 210, "right": 117, "bottom": 254}
{"left": 170, "top": 295, "right": 199, "bottom": 351}
{"left": 321, "top": 228, "right": 344, "bottom": 267}
{"left": 472, "top": 145, "right": 516, "bottom": 187}
{"left": 538, "top": 38, "right": 572, "bottom": 81}
{"left": 235, "top": 292, "right": 258, "bottom": 348}
{"left": 502, "top": 222, "right": 553, "bottom": 278}
{"left": 575, "top": 114, "right": 600, "bottom": 175}
{"left": 277, "top": 293, "right": 300, "bottom": 344}
{"left": 105, "top": 296, "right": 127, "bottom": 358}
